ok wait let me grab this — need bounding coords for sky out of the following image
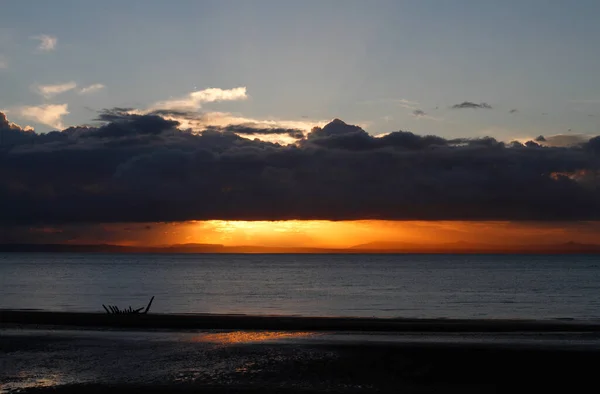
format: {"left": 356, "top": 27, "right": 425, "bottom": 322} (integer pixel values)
{"left": 2, "top": 0, "right": 600, "bottom": 139}
{"left": 1, "top": 1, "right": 600, "bottom": 248}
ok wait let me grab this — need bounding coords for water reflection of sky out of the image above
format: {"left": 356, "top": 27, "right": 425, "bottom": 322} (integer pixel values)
{"left": 1, "top": 371, "right": 66, "bottom": 393}
{"left": 190, "top": 331, "right": 318, "bottom": 344}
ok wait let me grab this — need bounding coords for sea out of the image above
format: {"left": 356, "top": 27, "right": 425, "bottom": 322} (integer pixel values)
{"left": 1, "top": 253, "right": 600, "bottom": 320}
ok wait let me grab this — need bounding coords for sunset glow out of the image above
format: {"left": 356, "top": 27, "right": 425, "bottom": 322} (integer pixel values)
{"left": 184, "top": 220, "right": 600, "bottom": 249}
{"left": 14, "top": 220, "right": 600, "bottom": 251}
{"left": 2, "top": 2, "right": 600, "bottom": 252}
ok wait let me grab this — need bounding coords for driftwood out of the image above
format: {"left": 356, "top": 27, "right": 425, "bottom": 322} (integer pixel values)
{"left": 102, "top": 296, "right": 155, "bottom": 315}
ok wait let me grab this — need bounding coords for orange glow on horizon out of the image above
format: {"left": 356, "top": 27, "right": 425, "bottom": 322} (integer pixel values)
{"left": 175, "top": 220, "right": 600, "bottom": 249}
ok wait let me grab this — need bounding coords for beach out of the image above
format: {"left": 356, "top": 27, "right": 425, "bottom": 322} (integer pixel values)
{"left": 3, "top": 254, "right": 600, "bottom": 392}
{"left": 2, "top": 311, "right": 600, "bottom": 393}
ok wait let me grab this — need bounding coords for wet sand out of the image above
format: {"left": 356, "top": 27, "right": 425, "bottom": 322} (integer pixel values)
{"left": 2, "top": 312, "right": 600, "bottom": 393}
{"left": 2, "top": 328, "right": 600, "bottom": 393}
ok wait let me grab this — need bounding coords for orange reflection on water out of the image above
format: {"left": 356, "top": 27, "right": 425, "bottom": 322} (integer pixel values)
{"left": 191, "top": 331, "right": 316, "bottom": 344}
{"left": 2, "top": 371, "right": 65, "bottom": 393}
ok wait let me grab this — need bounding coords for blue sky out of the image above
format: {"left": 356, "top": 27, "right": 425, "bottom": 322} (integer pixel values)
{"left": 1, "top": 0, "right": 599, "bottom": 142}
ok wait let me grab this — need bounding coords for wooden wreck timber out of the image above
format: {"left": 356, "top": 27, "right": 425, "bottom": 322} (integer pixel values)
{"left": 102, "top": 296, "right": 154, "bottom": 315}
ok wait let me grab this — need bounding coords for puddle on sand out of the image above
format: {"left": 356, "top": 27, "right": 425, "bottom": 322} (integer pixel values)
{"left": 0, "top": 372, "right": 68, "bottom": 393}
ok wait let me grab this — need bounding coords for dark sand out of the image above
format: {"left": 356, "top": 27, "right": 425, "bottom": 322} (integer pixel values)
{"left": 2, "top": 310, "right": 599, "bottom": 332}
{"left": 2, "top": 311, "right": 600, "bottom": 393}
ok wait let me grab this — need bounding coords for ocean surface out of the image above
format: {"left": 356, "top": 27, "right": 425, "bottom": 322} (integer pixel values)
{"left": 1, "top": 253, "right": 600, "bottom": 320}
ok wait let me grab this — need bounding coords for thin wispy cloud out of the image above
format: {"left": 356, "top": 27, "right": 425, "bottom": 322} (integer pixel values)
{"left": 410, "top": 108, "right": 444, "bottom": 122}
{"left": 397, "top": 99, "right": 419, "bottom": 110}
{"left": 360, "top": 98, "right": 419, "bottom": 110}
{"left": 32, "top": 35, "right": 57, "bottom": 52}
{"left": 18, "top": 104, "right": 69, "bottom": 129}
{"left": 151, "top": 87, "right": 248, "bottom": 111}
{"left": 0, "top": 55, "right": 7, "bottom": 69}
{"left": 79, "top": 83, "right": 105, "bottom": 95}
{"left": 35, "top": 82, "right": 77, "bottom": 98}
{"left": 451, "top": 101, "right": 493, "bottom": 110}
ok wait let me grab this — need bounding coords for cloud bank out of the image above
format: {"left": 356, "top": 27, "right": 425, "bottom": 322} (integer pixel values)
{"left": 1, "top": 111, "right": 600, "bottom": 224}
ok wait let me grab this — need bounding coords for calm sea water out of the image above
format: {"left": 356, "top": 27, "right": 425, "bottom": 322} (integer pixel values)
{"left": 1, "top": 253, "right": 600, "bottom": 320}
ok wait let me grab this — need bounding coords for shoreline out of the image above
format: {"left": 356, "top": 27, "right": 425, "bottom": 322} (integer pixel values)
{"left": 2, "top": 310, "right": 599, "bottom": 332}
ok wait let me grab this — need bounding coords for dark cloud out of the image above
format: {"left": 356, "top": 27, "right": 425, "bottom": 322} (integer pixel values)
{"left": 509, "top": 109, "right": 518, "bottom": 114}
{"left": 413, "top": 109, "right": 426, "bottom": 117}
{"left": 587, "top": 136, "right": 600, "bottom": 154}
{"left": 509, "top": 141, "right": 525, "bottom": 148}
{"left": 541, "top": 134, "right": 591, "bottom": 147}
{"left": 534, "top": 134, "right": 593, "bottom": 148}
{"left": 451, "top": 102, "right": 493, "bottom": 110}
{"left": 2, "top": 112, "right": 600, "bottom": 224}
{"left": 0, "top": 112, "right": 36, "bottom": 147}
{"left": 205, "top": 125, "right": 305, "bottom": 140}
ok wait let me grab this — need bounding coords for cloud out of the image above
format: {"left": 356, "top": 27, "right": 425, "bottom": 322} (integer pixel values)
{"left": 126, "top": 105, "right": 329, "bottom": 144}
{"left": 159, "top": 110, "right": 325, "bottom": 132}
{"left": 205, "top": 125, "right": 305, "bottom": 140}
{"left": 17, "top": 104, "right": 69, "bottom": 129}
{"left": 36, "top": 82, "right": 77, "bottom": 98}
{"left": 451, "top": 102, "right": 493, "bottom": 109}
{"left": 2, "top": 112, "right": 600, "bottom": 224}
{"left": 397, "top": 99, "right": 419, "bottom": 110}
{"left": 411, "top": 109, "right": 443, "bottom": 122}
{"left": 151, "top": 87, "right": 248, "bottom": 111}
{"left": 535, "top": 134, "right": 592, "bottom": 148}
{"left": 509, "top": 109, "right": 518, "bottom": 114}
{"left": 97, "top": 107, "right": 321, "bottom": 145}
{"left": 32, "top": 35, "right": 57, "bottom": 52}
{"left": 0, "top": 55, "right": 7, "bottom": 69}
{"left": 79, "top": 84, "right": 105, "bottom": 95}
{"left": 129, "top": 88, "right": 328, "bottom": 141}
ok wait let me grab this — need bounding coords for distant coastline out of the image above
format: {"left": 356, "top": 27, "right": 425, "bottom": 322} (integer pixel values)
{"left": 1, "top": 242, "right": 600, "bottom": 254}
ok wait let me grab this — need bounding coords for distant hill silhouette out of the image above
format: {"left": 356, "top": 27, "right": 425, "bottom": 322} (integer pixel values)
{"left": 1, "top": 241, "right": 600, "bottom": 254}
